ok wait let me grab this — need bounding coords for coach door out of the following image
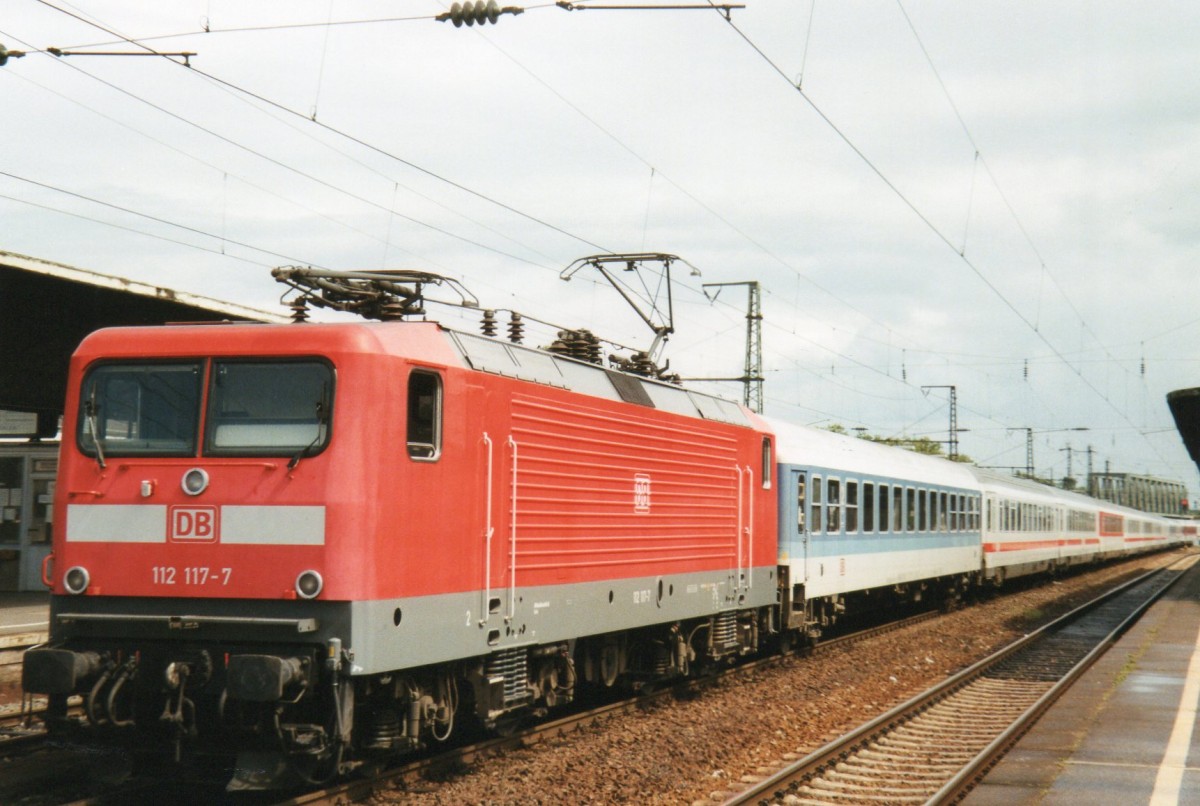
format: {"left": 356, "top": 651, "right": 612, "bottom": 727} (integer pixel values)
{"left": 792, "top": 469, "right": 809, "bottom": 578}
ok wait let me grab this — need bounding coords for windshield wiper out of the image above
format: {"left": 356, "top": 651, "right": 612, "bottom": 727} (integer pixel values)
{"left": 288, "top": 387, "right": 329, "bottom": 471}
{"left": 83, "top": 391, "right": 107, "bottom": 470}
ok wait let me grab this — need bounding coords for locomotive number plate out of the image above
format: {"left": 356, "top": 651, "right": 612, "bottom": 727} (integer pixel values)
{"left": 152, "top": 566, "right": 233, "bottom": 586}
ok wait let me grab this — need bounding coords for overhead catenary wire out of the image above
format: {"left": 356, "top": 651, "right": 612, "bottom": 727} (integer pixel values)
{"left": 893, "top": 0, "right": 1142, "bottom": 381}
{"left": 708, "top": 1, "right": 1178, "bottom": 474}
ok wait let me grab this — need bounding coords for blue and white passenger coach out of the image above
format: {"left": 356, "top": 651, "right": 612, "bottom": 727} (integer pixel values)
{"left": 770, "top": 419, "right": 983, "bottom": 635}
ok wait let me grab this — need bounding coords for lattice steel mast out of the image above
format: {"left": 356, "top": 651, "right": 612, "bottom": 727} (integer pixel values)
{"left": 701, "top": 281, "right": 763, "bottom": 413}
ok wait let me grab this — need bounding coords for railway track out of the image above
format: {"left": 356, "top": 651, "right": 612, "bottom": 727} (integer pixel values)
{"left": 0, "top": 629, "right": 50, "bottom": 757}
{"left": 726, "top": 554, "right": 1196, "bottom": 806}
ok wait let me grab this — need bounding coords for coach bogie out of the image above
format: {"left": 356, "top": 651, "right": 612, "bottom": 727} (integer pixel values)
{"left": 811, "top": 595, "right": 845, "bottom": 630}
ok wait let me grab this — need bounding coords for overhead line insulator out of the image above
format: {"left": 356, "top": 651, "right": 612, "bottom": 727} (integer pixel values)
{"left": 0, "top": 43, "right": 27, "bottom": 67}
{"left": 438, "top": 1, "right": 525, "bottom": 28}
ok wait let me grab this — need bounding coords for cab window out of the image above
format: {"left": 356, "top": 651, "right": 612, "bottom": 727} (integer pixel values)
{"left": 407, "top": 370, "right": 442, "bottom": 460}
{"left": 761, "top": 438, "right": 773, "bottom": 489}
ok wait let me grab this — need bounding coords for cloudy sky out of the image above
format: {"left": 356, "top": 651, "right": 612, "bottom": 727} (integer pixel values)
{"left": 3, "top": 1, "right": 1199, "bottom": 496}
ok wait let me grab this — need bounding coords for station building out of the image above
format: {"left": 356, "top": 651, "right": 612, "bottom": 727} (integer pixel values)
{"left": 0, "top": 250, "right": 285, "bottom": 591}
{"left": 1086, "top": 472, "right": 1190, "bottom": 516}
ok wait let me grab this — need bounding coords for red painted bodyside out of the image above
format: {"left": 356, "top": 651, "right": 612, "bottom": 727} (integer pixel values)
{"left": 51, "top": 321, "right": 778, "bottom": 602}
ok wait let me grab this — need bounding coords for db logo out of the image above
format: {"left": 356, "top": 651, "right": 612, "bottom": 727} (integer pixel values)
{"left": 633, "top": 474, "right": 651, "bottom": 514}
{"left": 169, "top": 506, "right": 219, "bottom": 542}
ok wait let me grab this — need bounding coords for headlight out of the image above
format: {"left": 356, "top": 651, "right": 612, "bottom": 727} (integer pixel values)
{"left": 296, "top": 570, "right": 323, "bottom": 600}
{"left": 181, "top": 468, "right": 209, "bottom": 496}
{"left": 64, "top": 566, "right": 90, "bottom": 595}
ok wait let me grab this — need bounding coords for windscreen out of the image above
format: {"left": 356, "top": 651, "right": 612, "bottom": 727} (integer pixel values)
{"left": 205, "top": 361, "right": 332, "bottom": 456}
{"left": 79, "top": 362, "right": 203, "bottom": 457}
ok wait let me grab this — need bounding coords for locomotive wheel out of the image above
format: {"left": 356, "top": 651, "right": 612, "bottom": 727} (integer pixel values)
{"left": 493, "top": 714, "right": 525, "bottom": 737}
{"left": 599, "top": 643, "right": 620, "bottom": 687}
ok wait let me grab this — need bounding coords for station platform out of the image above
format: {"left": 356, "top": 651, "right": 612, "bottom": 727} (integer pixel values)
{"left": 0, "top": 592, "right": 48, "bottom": 704}
{"left": 966, "top": 556, "right": 1200, "bottom": 805}
{"left": 0, "top": 592, "right": 49, "bottom": 638}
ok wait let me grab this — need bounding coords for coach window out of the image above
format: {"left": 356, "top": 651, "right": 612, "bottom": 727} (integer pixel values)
{"left": 939, "top": 492, "right": 949, "bottom": 530}
{"left": 919, "top": 490, "right": 929, "bottom": 532}
{"left": 892, "top": 485, "right": 903, "bottom": 532}
{"left": 827, "top": 479, "right": 842, "bottom": 533}
{"left": 811, "top": 475, "right": 823, "bottom": 534}
{"left": 845, "top": 481, "right": 859, "bottom": 533}
{"left": 905, "top": 487, "right": 917, "bottom": 532}
{"left": 878, "top": 483, "right": 890, "bottom": 532}
{"left": 407, "top": 370, "right": 442, "bottom": 460}
{"left": 863, "top": 482, "right": 875, "bottom": 532}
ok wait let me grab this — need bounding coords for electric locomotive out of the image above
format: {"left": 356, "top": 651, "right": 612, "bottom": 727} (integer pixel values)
{"left": 23, "top": 315, "right": 779, "bottom": 785}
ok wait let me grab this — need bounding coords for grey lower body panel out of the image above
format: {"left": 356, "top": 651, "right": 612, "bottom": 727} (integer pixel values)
{"left": 350, "top": 566, "right": 777, "bottom": 674}
{"left": 44, "top": 566, "right": 777, "bottom": 678}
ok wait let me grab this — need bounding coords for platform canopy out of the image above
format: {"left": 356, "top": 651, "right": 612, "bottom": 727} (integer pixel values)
{"left": 0, "top": 250, "right": 287, "bottom": 437}
{"left": 1167, "top": 387, "right": 1200, "bottom": 474}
